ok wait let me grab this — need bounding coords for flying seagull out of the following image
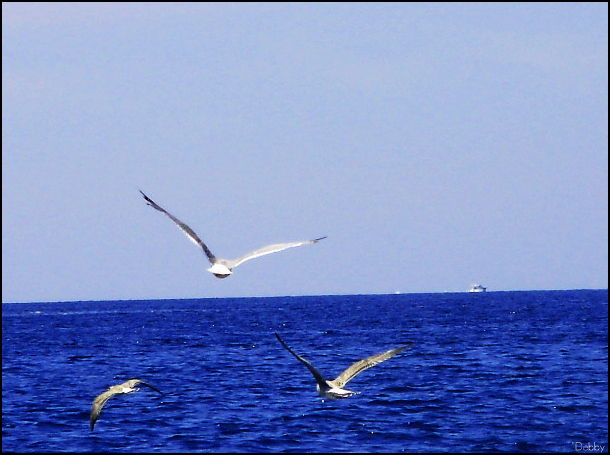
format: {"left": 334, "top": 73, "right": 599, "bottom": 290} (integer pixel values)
{"left": 275, "top": 333, "right": 413, "bottom": 399}
{"left": 90, "top": 379, "right": 163, "bottom": 430}
{"left": 140, "top": 190, "right": 326, "bottom": 278}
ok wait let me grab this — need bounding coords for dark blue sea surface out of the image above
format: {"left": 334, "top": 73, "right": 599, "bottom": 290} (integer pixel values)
{"left": 2, "top": 290, "right": 608, "bottom": 453}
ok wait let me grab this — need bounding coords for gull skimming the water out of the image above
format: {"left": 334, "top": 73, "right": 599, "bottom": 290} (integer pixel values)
{"left": 90, "top": 379, "right": 163, "bottom": 430}
{"left": 275, "top": 333, "right": 413, "bottom": 399}
{"left": 140, "top": 190, "right": 326, "bottom": 278}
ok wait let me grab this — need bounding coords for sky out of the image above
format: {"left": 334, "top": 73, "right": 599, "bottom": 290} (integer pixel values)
{"left": 2, "top": 2, "right": 608, "bottom": 303}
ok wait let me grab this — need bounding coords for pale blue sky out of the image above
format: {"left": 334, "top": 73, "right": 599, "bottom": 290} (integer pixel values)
{"left": 2, "top": 2, "right": 608, "bottom": 303}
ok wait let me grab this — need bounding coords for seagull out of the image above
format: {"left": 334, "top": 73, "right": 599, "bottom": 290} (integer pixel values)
{"left": 90, "top": 379, "right": 163, "bottom": 430}
{"left": 275, "top": 333, "right": 413, "bottom": 399}
{"left": 140, "top": 190, "right": 327, "bottom": 278}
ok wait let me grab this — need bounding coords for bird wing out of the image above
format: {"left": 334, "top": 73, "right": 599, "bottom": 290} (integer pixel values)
{"left": 136, "top": 380, "right": 163, "bottom": 395}
{"left": 228, "top": 236, "right": 327, "bottom": 269}
{"left": 90, "top": 384, "right": 122, "bottom": 430}
{"left": 332, "top": 343, "right": 413, "bottom": 388}
{"left": 275, "top": 333, "right": 327, "bottom": 389}
{"left": 140, "top": 190, "right": 217, "bottom": 264}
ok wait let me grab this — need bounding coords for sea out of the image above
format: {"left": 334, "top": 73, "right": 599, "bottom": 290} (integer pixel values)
{"left": 2, "top": 290, "right": 608, "bottom": 453}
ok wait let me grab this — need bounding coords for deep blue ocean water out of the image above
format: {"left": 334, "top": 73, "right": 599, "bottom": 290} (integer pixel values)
{"left": 2, "top": 290, "right": 608, "bottom": 453}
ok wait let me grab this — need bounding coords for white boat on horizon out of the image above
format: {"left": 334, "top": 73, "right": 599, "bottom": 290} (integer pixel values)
{"left": 469, "top": 284, "right": 487, "bottom": 292}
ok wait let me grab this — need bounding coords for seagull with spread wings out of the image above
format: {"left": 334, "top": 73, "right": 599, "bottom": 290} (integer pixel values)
{"left": 140, "top": 190, "right": 326, "bottom": 278}
{"left": 90, "top": 379, "right": 163, "bottom": 430}
{"left": 275, "top": 333, "right": 413, "bottom": 399}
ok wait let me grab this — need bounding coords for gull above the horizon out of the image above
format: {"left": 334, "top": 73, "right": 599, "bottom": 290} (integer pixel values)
{"left": 140, "top": 190, "right": 326, "bottom": 278}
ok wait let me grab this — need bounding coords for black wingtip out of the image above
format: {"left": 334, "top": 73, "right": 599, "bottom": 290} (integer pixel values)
{"left": 275, "top": 332, "right": 288, "bottom": 346}
{"left": 138, "top": 189, "right": 151, "bottom": 202}
{"left": 140, "top": 381, "right": 163, "bottom": 395}
{"left": 138, "top": 189, "right": 157, "bottom": 208}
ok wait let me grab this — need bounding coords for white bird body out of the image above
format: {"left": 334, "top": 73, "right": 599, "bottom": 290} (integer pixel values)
{"left": 319, "top": 382, "right": 358, "bottom": 398}
{"left": 140, "top": 190, "right": 326, "bottom": 278}
{"left": 207, "top": 262, "right": 233, "bottom": 277}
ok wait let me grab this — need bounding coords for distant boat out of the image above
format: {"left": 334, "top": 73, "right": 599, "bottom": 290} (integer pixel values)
{"left": 469, "top": 284, "right": 487, "bottom": 292}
